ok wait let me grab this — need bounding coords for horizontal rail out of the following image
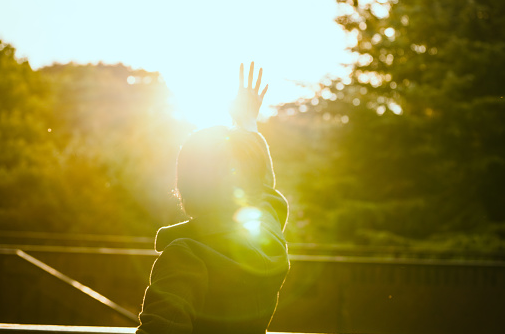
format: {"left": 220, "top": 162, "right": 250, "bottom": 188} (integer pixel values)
{"left": 0, "top": 231, "right": 153, "bottom": 244}
{"left": 0, "top": 324, "right": 135, "bottom": 334}
{"left": 0, "top": 324, "right": 314, "bottom": 334}
{"left": 1, "top": 245, "right": 505, "bottom": 267}
{"left": 2, "top": 230, "right": 504, "bottom": 259}
{"left": 1, "top": 244, "right": 157, "bottom": 256}
{"left": 288, "top": 253, "right": 505, "bottom": 267}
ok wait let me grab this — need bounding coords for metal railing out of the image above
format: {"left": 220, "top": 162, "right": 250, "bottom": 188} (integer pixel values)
{"left": 2, "top": 240, "right": 505, "bottom": 333}
{"left": 0, "top": 324, "right": 309, "bottom": 334}
{"left": 3, "top": 230, "right": 505, "bottom": 260}
{"left": 0, "top": 324, "right": 135, "bottom": 334}
{"left": 2, "top": 243, "right": 505, "bottom": 267}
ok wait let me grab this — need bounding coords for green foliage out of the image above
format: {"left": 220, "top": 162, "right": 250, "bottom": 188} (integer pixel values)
{"left": 0, "top": 41, "right": 192, "bottom": 235}
{"left": 0, "top": 41, "right": 57, "bottom": 230}
{"left": 268, "top": 0, "right": 505, "bottom": 252}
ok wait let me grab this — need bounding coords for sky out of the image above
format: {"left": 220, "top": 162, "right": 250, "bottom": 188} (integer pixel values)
{"left": 0, "top": 0, "right": 353, "bottom": 128}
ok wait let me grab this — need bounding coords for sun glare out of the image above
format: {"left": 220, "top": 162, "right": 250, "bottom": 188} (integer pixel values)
{"left": 169, "top": 78, "right": 236, "bottom": 130}
{"left": 0, "top": 0, "right": 350, "bottom": 129}
{"left": 162, "top": 63, "right": 278, "bottom": 130}
{"left": 234, "top": 207, "right": 263, "bottom": 236}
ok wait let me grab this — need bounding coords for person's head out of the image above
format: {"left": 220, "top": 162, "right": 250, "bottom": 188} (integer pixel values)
{"left": 175, "top": 126, "right": 273, "bottom": 218}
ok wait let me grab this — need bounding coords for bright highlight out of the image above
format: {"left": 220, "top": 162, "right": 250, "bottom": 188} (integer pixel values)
{"left": 234, "top": 207, "right": 262, "bottom": 236}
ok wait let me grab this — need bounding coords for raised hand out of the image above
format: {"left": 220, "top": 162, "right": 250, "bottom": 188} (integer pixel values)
{"left": 230, "top": 62, "right": 268, "bottom": 131}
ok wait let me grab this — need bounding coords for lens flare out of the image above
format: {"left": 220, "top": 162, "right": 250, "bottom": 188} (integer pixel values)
{"left": 234, "top": 207, "right": 262, "bottom": 236}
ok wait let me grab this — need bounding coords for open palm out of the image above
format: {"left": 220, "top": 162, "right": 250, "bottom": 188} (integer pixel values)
{"left": 230, "top": 62, "right": 268, "bottom": 130}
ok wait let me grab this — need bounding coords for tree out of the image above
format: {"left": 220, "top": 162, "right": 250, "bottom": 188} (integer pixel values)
{"left": 268, "top": 0, "right": 505, "bottom": 251}
{"left": 40, "top": 63, "right": 192, "bottom": 232}
{"left": 0, "top": 41, "right": 191, "bottom": 235}
{"left": 0, "top": 40, "right": 60, "bottom": 231}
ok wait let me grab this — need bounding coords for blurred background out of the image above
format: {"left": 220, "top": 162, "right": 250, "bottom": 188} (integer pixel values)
{"left": 1, "top": 0, "right": 505, "bottom": 333}
{"left": 1, "top": 0, "right": 504, "bottom": 255}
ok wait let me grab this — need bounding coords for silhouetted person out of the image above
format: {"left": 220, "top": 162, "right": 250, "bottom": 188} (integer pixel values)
{"left": 136, "top": 63, "right": 290, "bottom": 334}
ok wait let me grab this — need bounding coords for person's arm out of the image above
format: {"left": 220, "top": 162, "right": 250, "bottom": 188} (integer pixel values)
{"left": 229, "top": 62, "right": 277, "bottom": 188}
{"left": 229, "top": 63, "right": 289, "bottom": 231}
{"left": 136, "top": 241, "right": 208, "bottom": 334}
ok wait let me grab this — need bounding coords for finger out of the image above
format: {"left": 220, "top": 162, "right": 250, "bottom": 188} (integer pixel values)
{"left": 239, "top": 63, "right": 244, "bottom": 88}
{"left": 260, "top": 84, "right": 268, "bottom": 100}
{"left": 248, "top": 62, "right": 254, "bottom": 88}
{"left": 254, "top": 68, "right": 263, "bottom": 93}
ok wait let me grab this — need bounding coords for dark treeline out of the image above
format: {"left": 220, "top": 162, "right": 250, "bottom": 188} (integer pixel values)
{"left": 1, "top": 0, "right": 504, "bottom": 255}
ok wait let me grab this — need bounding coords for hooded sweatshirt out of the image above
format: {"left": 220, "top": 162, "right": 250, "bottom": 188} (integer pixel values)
{"left": 136, "top": 132, "right": 290, "bottom": 334}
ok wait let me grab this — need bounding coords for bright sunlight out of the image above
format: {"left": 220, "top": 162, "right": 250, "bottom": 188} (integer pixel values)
{"left": 0, "top": 0, "right": 351, "bottom": 129}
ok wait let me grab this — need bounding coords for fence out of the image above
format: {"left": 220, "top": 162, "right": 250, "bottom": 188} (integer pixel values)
{"left": 1, "top": 242, "right": 504, "bottom": 333}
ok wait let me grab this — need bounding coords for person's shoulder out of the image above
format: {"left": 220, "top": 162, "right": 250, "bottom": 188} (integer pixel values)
{"left": 151, "top": 238, "right": 210, "bottom": 280}
{"left": 159, "top": 237, "right": 211, "bottom": 255}
{"left": 154, "top": 221, "right": 195, "bottom": 252}
{"left": 159, "top": 236, "right": 220, "bottom": 261}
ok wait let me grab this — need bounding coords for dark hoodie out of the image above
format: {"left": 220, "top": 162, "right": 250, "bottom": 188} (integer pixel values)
{"left": 136, "top": 133, "right": 290, "bottom": 334}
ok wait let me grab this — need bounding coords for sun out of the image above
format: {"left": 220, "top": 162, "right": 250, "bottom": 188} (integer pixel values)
{"left": 171, "top": 88, "right": 235, "bottom": 130}
{"left": 160, "top": 65, "right": 239, "bottom": 130}
{"left": 161, "top": 63, "right": 277, "bottom": 130}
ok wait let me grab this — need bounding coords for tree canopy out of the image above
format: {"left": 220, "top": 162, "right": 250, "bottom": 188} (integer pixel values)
{"left": 269, "top": 0, "right": 505, "bottom": 252}
{"left": 0, "top": 41, "right": 191, "bottom": 235}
